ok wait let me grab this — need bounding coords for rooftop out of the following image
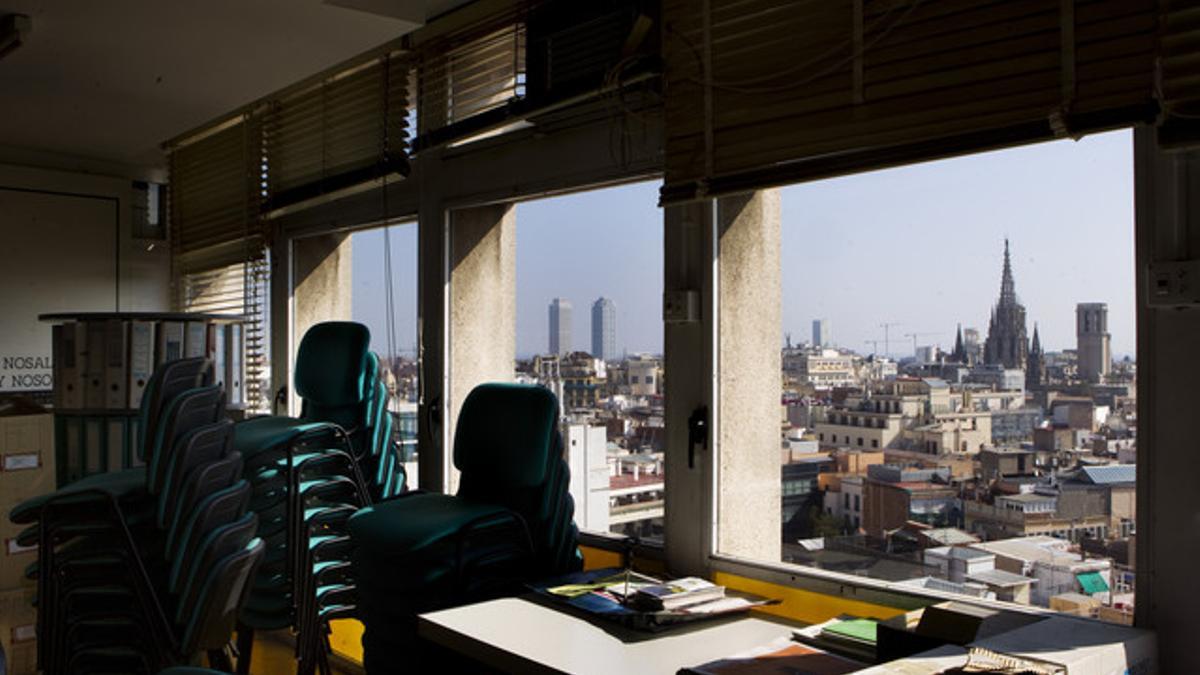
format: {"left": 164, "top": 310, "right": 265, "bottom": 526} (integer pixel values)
{"left": 1076, "top": 464, "right": 1136, "bottom": 485}
{"left": 998, "top": 492, "right": 1057, "bottom": 504}
{"left": 920, "top": 528, "right": 980, "bottom": 546}
{"left": 970, "top": 536, "right": 1107, "bottom": 569}
{"left": 967, "top": 569, "right": 1037, "bottom": 587}
{"left": 926, "top": 545, "right": 992, "bottom": 560}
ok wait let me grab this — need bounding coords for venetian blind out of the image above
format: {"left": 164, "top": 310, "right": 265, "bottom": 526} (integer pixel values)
{"left": 661, "top": 0, "right": 1162, "bottom": 203}
{"left": 168, "top": 114, "right": 264, "bottom": 274}
{"left": 264, "top": 52, "right": 411, "bottom": 210}
{"left": 415, "top": 14, "right": 527, "bottom": 141}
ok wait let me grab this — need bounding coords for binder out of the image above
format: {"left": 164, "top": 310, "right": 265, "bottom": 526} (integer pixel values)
{"left": 104, "top": 319, "right": 128, "bottom": 409}
{"left": 212, "top": 323, "right": 228, "bottom": 392}
{"left": 84, "top": 321, "right": 107, "bottom": 410}
{"left": 60, "top": 323, "right": 85, "bottom": 409}
{"left": 106, "top": 418, "right": 125, "bottom": 472}
{"left": 127, "top": 320, "right": 155, "bottom": 409}
{"left": 65, "top": 417, "right": 82, "bottom": 483}
{"left": 157, "top": 321, "right": 184, "bottom": 364}
{"left": 84, "top": 417, "right": 102, "bottom": 476}
{"left": 205, "top": 323, "right": 217, "bottom": 359}
{"left": 225, "top": 323, "right": 244, "bottom": 408}
{"left": 184, "top": 321, "right": 207, "bottom": 358}
{"left": 51, "top": 324, "right": 64, "bottom": 410}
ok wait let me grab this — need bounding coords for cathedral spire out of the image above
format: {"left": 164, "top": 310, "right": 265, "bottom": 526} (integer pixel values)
{"left": 983, "top": 239, "right": 1029, "bottom": 370}
{"left": 1000, "top": 238, "right": 1016, "bottom": 304}
{"left": 1030, "top": 323, "right": 1041, "bottom": 354}
{"left": 953, "top": 324, "right": 965, "bottom": 362}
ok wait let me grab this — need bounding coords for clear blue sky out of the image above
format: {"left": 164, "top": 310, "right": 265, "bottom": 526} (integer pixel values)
{"left": 351, "top": 129, "right": 1134, "bottom": 360}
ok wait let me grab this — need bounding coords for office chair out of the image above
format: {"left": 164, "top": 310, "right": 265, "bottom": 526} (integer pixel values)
{"left": 348, "top": 383, "right": 582, "bottom": 673}
{"left": 233, "top": 321, "right": 399, "bottom": 674}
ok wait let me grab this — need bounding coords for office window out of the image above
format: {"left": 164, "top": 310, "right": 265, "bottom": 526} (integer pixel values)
{"left": 349, "top": 222, "right": 419, "bottom": 490}
{"left": 719, "top": 131, "right": 1136, "bottom": 616}
{"left": 515, "top": 181, "right": 664, "bottom": 541}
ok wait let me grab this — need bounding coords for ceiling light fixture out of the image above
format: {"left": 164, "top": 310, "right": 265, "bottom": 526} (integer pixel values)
{"left": 0, "top": 14, "right": 32, "bottom": 61}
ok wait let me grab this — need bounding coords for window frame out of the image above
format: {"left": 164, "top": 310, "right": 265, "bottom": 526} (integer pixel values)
{"left": 662, "top": 131, "right": 1145, "bottom": 615}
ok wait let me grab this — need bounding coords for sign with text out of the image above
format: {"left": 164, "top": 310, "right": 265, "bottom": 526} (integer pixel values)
{"left": 0, "top": 355, "right": 52, "bottom": 392}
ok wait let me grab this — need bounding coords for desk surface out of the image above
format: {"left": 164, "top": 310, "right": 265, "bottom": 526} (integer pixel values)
{"left": 418, "top": 596, "right": 800, "bottom": 675}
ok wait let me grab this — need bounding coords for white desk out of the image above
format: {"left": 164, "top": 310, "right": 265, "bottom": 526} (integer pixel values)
{"left": 418, "top": 596, "right": 800, "bottom": 675}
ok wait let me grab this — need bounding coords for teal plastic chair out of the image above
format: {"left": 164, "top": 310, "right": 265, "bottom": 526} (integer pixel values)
{"left": 9, "top": 357, "right": 214, "bottom": 527}
{"left": 32, "top": 386, "right": 242, "bottom": 675}
{"left": 348, "top": 383, "right": 582, "bottom": 673}
{"left": 234, "top": 321, "right": 394, "bottom": 675}
{"left": 45, "top": 450, "right": 258, "bottom": 672}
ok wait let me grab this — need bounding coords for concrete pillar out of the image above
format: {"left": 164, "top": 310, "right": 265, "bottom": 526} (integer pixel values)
{"left": 1133, "top": 127, "right": 1200, "bottom": 671}
{"left": 716, "top": 190, "right": 782, "bottom": 562}
{"left": 291, "top": 232, "right": 353, "bottom": 414}
{"left": 447, "top": 203, "right": 516, "bottom": 492}
{"left": 293, "top": 233, "right": 353, "bottom": 337}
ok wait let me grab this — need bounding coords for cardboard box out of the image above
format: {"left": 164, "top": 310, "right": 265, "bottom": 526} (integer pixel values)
{"left": 0, "top": 588, "right": 37, "bottom": 675}
{"left": 0, "top": 414, "right": 55, "bottom": 590}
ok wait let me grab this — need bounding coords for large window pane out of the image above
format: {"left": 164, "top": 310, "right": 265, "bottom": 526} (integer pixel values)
{"left": 515, "top": 182, "right": 664, "bottom": 542}
{"left": 721, "top": 131, "right": 1137, "bottom": 623}
{"left": 351, "top": 222, "right": 419, "bottom": 490}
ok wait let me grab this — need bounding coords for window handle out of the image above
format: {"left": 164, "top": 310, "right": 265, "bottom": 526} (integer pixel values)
{"left": 687, "top": 406, "right": 708, "bottom": 469}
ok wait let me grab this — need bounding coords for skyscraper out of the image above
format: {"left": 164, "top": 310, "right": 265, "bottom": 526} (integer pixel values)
{"left": 812, "top": 319, "right": 831, "bottom": 347}
{"left": 983, "top": 240, "right": 1029, "bottom": 370}
{"left": 1076, "top": 303, "right": 1111, "bottom": 382}
{"left": 591, "top": 297, "right": 616, "bottom": 361}
{"left": 549, "top": 298, "right": 572, "bottom": 355}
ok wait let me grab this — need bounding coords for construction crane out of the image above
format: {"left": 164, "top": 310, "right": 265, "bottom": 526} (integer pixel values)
{"left": 864, "top": 339, "right": 881, "bottom": 355}
{"left": 879, "top": 322, "right": 901, "bottom": 358}
{"left": 904, "top": 332, "right": 940, "bottom": 355}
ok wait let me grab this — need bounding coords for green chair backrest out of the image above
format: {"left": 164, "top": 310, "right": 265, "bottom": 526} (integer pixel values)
{"left": 147, "top": 384, "right": 224, "bottom": 496}
{"left": 156, "top": 419, "right": 234, "bottom": 529}
{"left": 294, "top": 322, "right": 370, "bottom": 433}
{"left": 165, "top": 454, "right": 245, "bottom": 563}
{"left": 169, "top": 478, "right": 250, "bottom": 592}
{"left": 175, "top": 511, "right": 258, "bottom": 618}
{"left": 178, "top": 538, "right": 264, "bottom": 657}
{"left": 136, "top": 357, "right": 213, "bottom": 462}
{"left": 454, "top": 383, "right": 580, "bottom": 576}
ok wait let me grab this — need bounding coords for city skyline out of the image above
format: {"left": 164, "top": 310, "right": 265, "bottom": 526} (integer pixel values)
{"left": 351, "top": 130, "right": 1134, "bottom": 361}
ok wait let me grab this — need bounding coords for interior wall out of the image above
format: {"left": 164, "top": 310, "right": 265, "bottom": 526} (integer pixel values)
{"left": 0, "top": 163, "right": 169, "bottom": 393}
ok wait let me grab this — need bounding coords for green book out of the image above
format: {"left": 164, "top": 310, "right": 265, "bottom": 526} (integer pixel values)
{"left": 822, "top": 618, "right": 878, "bottom": 645}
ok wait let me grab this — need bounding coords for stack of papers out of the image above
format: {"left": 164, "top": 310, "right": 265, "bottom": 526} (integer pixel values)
{"left": 793, "top": 617, "right": 879, "bottom": 662}
{"left": 632, "top": 577, "right": 726, "bottom": 611}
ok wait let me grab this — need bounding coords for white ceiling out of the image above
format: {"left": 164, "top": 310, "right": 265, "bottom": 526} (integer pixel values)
{"left": 0, "top": 0, "right": 466, "bottom": 177}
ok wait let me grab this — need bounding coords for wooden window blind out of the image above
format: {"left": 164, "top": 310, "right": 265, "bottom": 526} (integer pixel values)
{"left": 414, "top": 12, "right": 527, "bottom": 144}
{"left": 179, "top": 260, "right": 271, "bottom": 413}
{"left": 167, "top": 114, "right": 269, "bottom": 411}
{"left": 168, "top": 114, "right": 265, "bottom": 275}
{"left": 661, "top": 0, "right": 1164, "bottom": 203}
{"left": 264, "top": 52, "right": 411, "bottom": 211}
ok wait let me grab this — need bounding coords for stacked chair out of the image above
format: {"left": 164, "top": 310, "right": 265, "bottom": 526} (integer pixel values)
{"left": 348, "top": 383, "right": 583, "bottom": 674}
{"left": 232, "top": 321, "right": 402, "bottom": 675}
{"left": 8, "top": 358, "right": 265, "bottom": 673}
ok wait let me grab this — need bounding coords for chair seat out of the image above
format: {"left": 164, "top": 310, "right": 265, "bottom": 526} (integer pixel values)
{"left": 9, "top": 467, "right": 147, "bottom": 524}
{"left": 234, "top": 416, "right": 335, "bottom": 457}
{"left": 349, "top": 493, "right": 515, "bottom": 556}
